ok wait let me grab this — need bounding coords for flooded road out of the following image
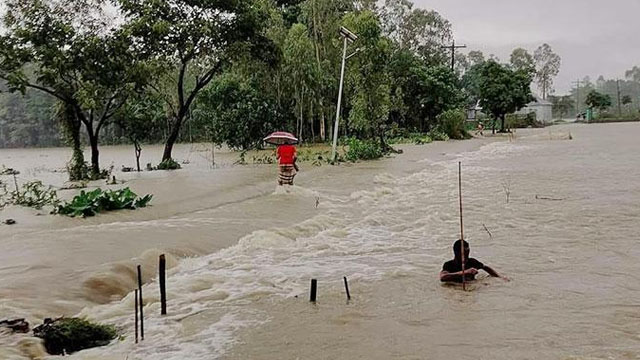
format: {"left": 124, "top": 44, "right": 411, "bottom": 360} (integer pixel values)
{"left": 1, "top": 123, "right": 639, "bottom": 359}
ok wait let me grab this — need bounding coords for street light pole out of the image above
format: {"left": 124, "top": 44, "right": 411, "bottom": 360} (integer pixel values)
{"left": 331, "top": 36, "right": 348, "bottom": 163}
{"left": 331, "top": 27, "right": 357, "bottom": 163}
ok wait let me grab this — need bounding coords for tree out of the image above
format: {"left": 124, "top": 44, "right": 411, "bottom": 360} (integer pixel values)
{"left": 114, "top": 94, "right": 164, "bottom": 172}
{"left": 283, "top": 23, "right": 317, "bottom": 142}
{"left": 510, "top": 48, "right": 535, "bottom": 76}
{"left": 344, "top": 10, "right": 392, "bottom": 148}
{"left": 622, "top": 95, "right": 633, "bottom": 105}
{"left": 625, "top": 66, "right": 640, "bottom": 82}
{"left": 478, "top": 61, "right": 534, "bottom": 132}
{"left": 467, "top": 50, "right": 485, "bottom": 67}
{"left": 534, "top": 43, "right": 561, "bottom": 100}
{"left": 549, "top": 95, "right": 575, "bottom": 119}
{"left": 585, "top": 90, "right": 612, "bottom": 112}
{"left": 118, "top": 0, "right": 276, "bottom": 163}
{"left": 0, "top": 0, "right": 147, "bottom": 179}
{"left": 194, "top": 72, "right": 283, "bottom": 151}
{"left": 380, "top": 0, "right": 452, "bottom": 66}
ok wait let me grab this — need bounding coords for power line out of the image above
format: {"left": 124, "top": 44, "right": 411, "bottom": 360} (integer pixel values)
{"left": 441, "top": 40, "right": 467, "bottom": 71}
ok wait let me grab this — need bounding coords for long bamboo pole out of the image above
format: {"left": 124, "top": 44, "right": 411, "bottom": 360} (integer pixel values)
{"left": 458, "top": 162, "right": 466, "bottom": 291}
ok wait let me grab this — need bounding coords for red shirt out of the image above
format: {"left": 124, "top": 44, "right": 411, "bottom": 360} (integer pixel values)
{"left": 277, "top": 145, "right": 296, "bottom": 165}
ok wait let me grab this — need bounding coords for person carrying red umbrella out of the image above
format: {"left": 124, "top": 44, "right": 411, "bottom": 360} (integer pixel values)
{"left": 263, "top": 132, "right": 299, "bottom": 186}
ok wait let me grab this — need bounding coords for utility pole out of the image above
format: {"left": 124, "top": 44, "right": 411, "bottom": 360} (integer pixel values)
{"left": 441, "top": 40, "right": 467, "bottom": 71}
{"left": 616, "top": 79, "right": 622, "bottom": 118}
{"left": 572, "top": 79, "right": 583, "bottom": 116}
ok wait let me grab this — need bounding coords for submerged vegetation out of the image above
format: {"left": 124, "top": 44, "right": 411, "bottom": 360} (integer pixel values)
{"left": 33, "top": 318, "right": 117, "bottom": 355}
{"left": 55, "top": 188, "right": 152, "bottom": 218}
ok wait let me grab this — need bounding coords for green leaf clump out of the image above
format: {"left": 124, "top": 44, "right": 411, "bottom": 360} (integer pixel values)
{"left": 157, "top": 158, "right": 181, "bottom": 170}
{"left": 55, "top": 187, "right": 152, "bottom": 217}
{"left": 345, "top": 138, "right": 385, "bottom": 162}
{"left": 33, "top": 317, "right": 117, "bottom": 355}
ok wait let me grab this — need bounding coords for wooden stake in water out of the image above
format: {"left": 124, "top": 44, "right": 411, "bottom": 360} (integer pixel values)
{"left": 458, "top": 162, "right": 466, "bottom": 291}
{"left": 159, "top": 254, "right": 167, "bottom": 315}
{"left": 310, "top": 279, "right": 317, "bottom": 302}
{"left": 137, "top": 265, "right": 144, "bottom": 340}
{"left": 134, "top": 289, "right": 139, "bottom": 344}
{"left": 343, "top": 276, "right": 351, "bottom": 301}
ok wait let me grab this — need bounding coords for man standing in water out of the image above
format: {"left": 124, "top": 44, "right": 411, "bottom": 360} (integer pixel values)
{"left": 440, "top": 239, "right": 508, "bottom": 283}
{"left": 276, "top": 143, "right": 297, "bottom": 186}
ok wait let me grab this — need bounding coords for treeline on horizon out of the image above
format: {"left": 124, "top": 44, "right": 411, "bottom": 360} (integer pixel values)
{"left": 0, "top": 0, "right": 638, "bottom": 179}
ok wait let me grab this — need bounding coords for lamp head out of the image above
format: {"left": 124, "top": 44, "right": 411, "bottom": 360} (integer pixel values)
{"left": 339, "top": 26, "right": 358, "bottom": 42}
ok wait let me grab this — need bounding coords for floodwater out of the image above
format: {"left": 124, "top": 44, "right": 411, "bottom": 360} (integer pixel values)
{"left": 1, "top": 123, "right": 639, "bottom": 360}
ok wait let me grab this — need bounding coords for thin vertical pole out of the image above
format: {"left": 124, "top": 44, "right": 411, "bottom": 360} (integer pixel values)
{"left": 331, "top": 37, "right": 348, "bottom": 162}
{"left": 617, "top": 79, "right": 622, "bottom": 118}
{"left": 134, "top": 289, "right": 138, "bottom": 344}
{"left": 137, "top": 265, "right": 144, "bottom": 340}
{"left": 159, "top": 254, "right": 167, "bottom": 315}
{"left": 450, "top": 40, "right": 455, "bottom": 70}
{"left": 310, "top": 279, "right": 317, "bottom": 302}
{"left": 343, "top": 276, "right": 351, "bottom": 301}
{"left": 458, "top": 162, "right": 466, "bottom": 291}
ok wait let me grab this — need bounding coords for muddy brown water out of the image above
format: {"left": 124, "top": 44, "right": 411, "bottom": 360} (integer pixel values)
{"left": 1, "top": 124, "right": 639, "bottom": 360}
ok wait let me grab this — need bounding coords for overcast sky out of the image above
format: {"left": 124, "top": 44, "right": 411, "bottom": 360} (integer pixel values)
{"left": 415, "top": 0, "right": 640, "bottom": 94}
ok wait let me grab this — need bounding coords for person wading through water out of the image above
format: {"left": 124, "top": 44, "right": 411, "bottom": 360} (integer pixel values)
{"left": 276, "top": 143, "right": 298, "bottom": 186}
{"left": 440, "top": 239, "right": 509, "bottom": 283}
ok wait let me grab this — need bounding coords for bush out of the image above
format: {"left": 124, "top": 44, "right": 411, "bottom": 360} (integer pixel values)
{"left": 436, "top": 109, "right": 469, "bottom": 140}
{"left": 55, "top": 187, "right": 152, "bottom": 217}
{"left": 505, "top": 112, "right": 542, "bottom": 128}
{"left": 157, "top": 158, "right": 181, "bottom": 170}
{"left": 427, "top": 128, "right": 449, "bottom": 141}
{"left": 345, "top": 138, "right": 384, "bottom": 162}
{"left": 33, "top": 317, "right": 117, "bottom": 355}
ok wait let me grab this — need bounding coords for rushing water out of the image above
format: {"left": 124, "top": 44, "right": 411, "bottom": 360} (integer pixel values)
{"left": 1, "top": 123, "right": 640, "bottom": 359}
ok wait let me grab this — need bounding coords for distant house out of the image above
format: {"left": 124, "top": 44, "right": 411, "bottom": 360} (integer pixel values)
{"left": 516, "top": 96, "right": 553, "bottom": 125}
{"left": 467, "top": 100, "right": 483, "bottom": 122}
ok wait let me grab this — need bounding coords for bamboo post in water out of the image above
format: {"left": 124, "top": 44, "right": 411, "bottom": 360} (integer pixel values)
{"left": 159, "top": 254, "right": 167, "bottom": 315}
{"left": 458, "top": 162, "right": 466, "bottom": 291}
{"left": 343, "top": 277, "right": 351, "bottom": 301}
{"left": 310, "top": 279, "right": 317, "bottom": 302}
{"left": 134, "top": 289, "right": 138, "bottom": 344}
{"left": 137, "top": 265, "right": 144, "bottom": 340}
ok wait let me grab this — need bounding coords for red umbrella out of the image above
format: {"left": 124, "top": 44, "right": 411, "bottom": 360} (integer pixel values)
{"left": 263, "top": 131, "right": 298, "bottom": 145}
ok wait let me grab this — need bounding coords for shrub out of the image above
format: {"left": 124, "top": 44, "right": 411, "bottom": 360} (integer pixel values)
{"left": 157, "top": 158, "right": 181, "bottom": 170}
{"left": 345, "top": 138, "right": 384, "bottom": 162}
{"left": 55, "top": 187, "right": 152, "bottom": 217}
{"left": 427, "top": 128, "right": 450, "bottom": 141}
{"left": 436, "top": 109, "right": 469, "bottom": 140}
{"left": 33, "top": 317, "right": 117, "bottom": 355}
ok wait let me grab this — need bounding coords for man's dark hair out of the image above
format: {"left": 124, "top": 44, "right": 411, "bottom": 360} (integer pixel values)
{"left": 453, "top": 239, "right": 469, "bottom": 254}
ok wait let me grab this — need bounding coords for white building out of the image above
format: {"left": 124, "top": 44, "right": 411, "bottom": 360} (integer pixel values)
{"left": 516, "top": 96, "right": 553, "bottom": 125}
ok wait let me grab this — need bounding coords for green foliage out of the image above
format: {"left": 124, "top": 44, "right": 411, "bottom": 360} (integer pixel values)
{"left": 344, "top": 11, "right": 392, "bottom": 140}
{"left": 585, "top": 90, "right": 612, "bottom": 111}
{"left": 436, "top": 109, "right": 469, "bottom": 140}
{"left": 505, "top": 112, "right": 542, "bottom": 129}
{"left": 478, "top": 60, "right": 534, "bottom": 132}
{"left": 622, "top": 95, "right": 633, "bottom": 105}
{"left": 118, "top": 0, "right": 276, "bottom": 162}
{"left": 8, "top": 181, "right": 59, "bottom": 209}
{"left": 55, "top": 188, "right": 152, "bottom": 218}
{"left": 345, "top": 138, "right": 384, "bottom": 162}
{"left": 510, "top": 48, "right": 536, "bottom": 77}
{"left": 427, "top": 128, "right": 449, "bottom": 141}
{"left": 194, "top": 73, "right": 283, "bottom": 150}
{"left": 33, "top": 317, "right": 117, "bottom": 355}
{"left": 157, "top": 159, "right": 181, "bottom": 170}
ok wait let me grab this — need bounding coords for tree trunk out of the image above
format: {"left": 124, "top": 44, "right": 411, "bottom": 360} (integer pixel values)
{"left": 88, "top": 131, "right": 100, "bottom": 178}
{"left": 134, "top": 140, "right": 142, "bottom": 172}
{"left": 500, "top": 114, "right": 506, "bottom": 132}
{"left": 162, "top": 115, "right": 183, "bottom": 162}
